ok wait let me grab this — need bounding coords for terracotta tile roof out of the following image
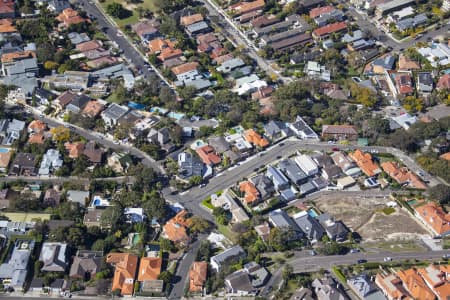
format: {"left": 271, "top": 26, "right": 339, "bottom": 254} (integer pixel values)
{"left": 56, "top": 8, "right": 86, "bottom": 27}
{"left": 0, "top": 19, "right": 16, "bottom": 33}
{"left": 158, "top": 47, "right": 183, "bottom": 61}
{"left": 243, "top": 129, "right": 269, "bottom": 148}
{"left": 180, "top": 14, "right": 204, "bottom": 26}
{"left": 437, "top": 74, "right": 450, "bottom": 90}
{"left": 64, "top": 142, "right": 85, "bottom": 158}
{"left": 250, "top": 14, "right": 278, "bottom": 28}
{"left": 189, "top": 261, "right": 207, "bottom": 292}
{"left": 440, "top": 152, "right": 450, "bottom": 161}
{"left": 418, "top": 265, "right": 450, "bottom": 300}
{"left": 138, "top": 257, "right": 162, "bottom": 281}
{"left": 375, "top": 273, "right": 412, "bottom": 300}
{"left": 28, "top": 133, "right": 46, "bottom": 144}
{"left": 0, "top": 151, "right": 12, "bottom": 169}
{"left": 229, "top": 0, "right": 265, "bottom": 16}
{"left": 239, "top": 181, "right": 260, "bottom": 205}
{"left": 397, "top": 268, "right": 435, "bottom": 300}
{"left": 381, "top": 161, "right": 426, "bottom": 189}
{"left": 162, "top": 210, "right": 191, "bottom": 244}
{"left": 398, "top": 54, "right": 420, "bottom": 70}
{"left": 213, "top": 53, "right": 234, "bottom": 64}
{"left": 1, "top": 50, "right": 36, "bottom": 63}
{"left": 82, "top": 100, "right": 104, "bottom": 118}
{"left": 348, "top": 149, "right": 380, "bottom": 177}
{"left": 76, "top": 40, "right": 102, "bottom": 52}
{"left": 310, "top": 5, "right": 334, "bottom": 18}
{"left": 313, "top": 21, "right": 347, "bottom": 38}
{"left": 148, "top": 38, "right": 177, "bottom": 54}
{"left": 28, "top": 120, "right": 47, "bottom": 134}
{"left": 56, "top": 91, "right": 76, "bottom": 108}
{"left": 394, "top": 73, "right": 413, "bottom": 95}
{"left": 86, "top": 56, "right": 118, "bottom": 68}
{"left": 196, "top": 33, "right": 217, "bottom": 45}
{"left": 106, "top": 253, "right": 138, "bottom": 296}
{"left": 84, "top": 141, "right": 102, "bottom": 163}
{"left": 322, "top": 125, "right": 357, "bottom": 136}
{"left": 196, "top": 145, "right": 221, "bottom": 165}
{"left": 415, "top": 202, "right": 450, "bottom": 235}
{"left": 171, "top": 62, "right": 199, "bottom": 75}
{"left": 0, "top": 0, "right": 14, "bottom": 15}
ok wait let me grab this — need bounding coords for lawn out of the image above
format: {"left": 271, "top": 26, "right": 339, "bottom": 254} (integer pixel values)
{"left": 201, "top": 198, "right": 213, "bottom": 210}
{"left": 100, "top": 0, "right": 157, "bottom": 27}
{"left": 217, "top": 224, "right": 239, "bottom": 243}
{"left": 2, "top": 212, "right": 51, "bottom": 222}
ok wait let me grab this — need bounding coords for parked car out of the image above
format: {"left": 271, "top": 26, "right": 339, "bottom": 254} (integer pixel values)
{"left": 350, "top": 248, "right": 360, "bottom": 253}
{"left": 383, "top": 257, "right": 392, "bottom": 262}
{"left": 443, "top": 254, "right": 450, "bottom": 260}
{"left": 357, "top": 259, "right": 367, "bottom": 264}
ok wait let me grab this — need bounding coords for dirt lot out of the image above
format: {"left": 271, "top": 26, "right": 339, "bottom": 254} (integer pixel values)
{"left": 312, "top": 193, "right": 428, "bottom": 244}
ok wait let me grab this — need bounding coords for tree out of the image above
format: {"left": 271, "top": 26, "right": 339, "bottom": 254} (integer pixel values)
{"left": 190, "top": 216, "right": 211, "bottom": 234}
{"left": 282, "top": 264, "right": 293, "bottom": 280}
{"left": 106, "top": 3, "right": 131, "bottom": 19}
{"left": 160, "top": 238, "right": 172, "bottom": 251}
{"left": 428, "top": 184, "right": 450, "bottom": 205}
{"left": 100, "top": 206, "right": 122, "bottom": 229}
{"left": 142, "top": 190, "right": 167, "bottom": 219}
{"left": 189, "top": 175, "right": 203, "bottom": 186}
{"left": 158, "top": 271, "right": 172, "bottom": 284}
{"left": 44, "top": 61, "right": 59, "bottom": 70}
{"left": 50, "top": 126, "right": 70, "bottom": 142}
{"left": 196, "top": 240, "right": 211, "bottom": 261}
{"left": 213, "top": 207, "right": 229, "bottom": 225}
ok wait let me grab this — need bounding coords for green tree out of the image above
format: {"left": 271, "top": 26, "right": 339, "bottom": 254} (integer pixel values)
{"left": 106, "top": 2, "right": 131, "bottom": 19}
{"left": 158, "top": 271, "right": 172, "bottom": 284}
{"left": 429, "top": 184, "right": 450, "bottom": 205}
{"left": 189, "top": 175, "right": 203, "bottom": 186}
{"left": 189, "top": 216, "right": 211, "bottom": 234}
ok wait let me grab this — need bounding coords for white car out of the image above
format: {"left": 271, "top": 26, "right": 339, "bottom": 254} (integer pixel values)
{"left": 383, "top": 257, "right": 392, "bottom": 262}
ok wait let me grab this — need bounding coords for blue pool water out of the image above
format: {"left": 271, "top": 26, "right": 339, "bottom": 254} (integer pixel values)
{"left": 93, "top": 199, "right": 100, "bottom": 206}
{"left": 0, "top": 148, "right": 9, "bottom": 153}
{"left": 307, "top": 209, "right": 319, "bottom": 218}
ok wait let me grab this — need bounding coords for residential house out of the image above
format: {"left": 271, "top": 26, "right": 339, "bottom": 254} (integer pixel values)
{"left": 54, "top": 91, "right": 76, "bottom": 111}
{"left": 0, "top": 240, "right": 34, "bottom": 289}
{"left": 101, "top": 103, "right": 129, "bottom": 127}
{"left": 243, "top": 129, "right": 269, "bottom": 148}
{"left": 217, "top": 58, "right": 245, "bottom": 73}
{"left": 39, "top": 242, "right": 68, "bottom": 272}
{"left": 249, "top": 174, "right": 275, "bottom": 200}
{"left": 264, "top": 120, "right": 290, "bottom": 141}
{"left": 289, "top": 116, "right": 318, "bottom": 139}
{"left": 349, "top": 150, "right": 381, "bottom": 177}
{"left": 229, "top": 0, "right": 265, "bottom": 16}
{"left": 316, "top": 214, "right": 349, "bottom": 242}
{"left": 28, "top": 278, "right": 44, "bottom": 293}
{"left": 375, "top": 272, "right": 412, "bottom": 300}
{"left": 147, "top": 127, "right": 175, "bottom": 152}
{"left": 368, "top": 54, "right": 396, "bottom": 74}
{"left": 38, "top": 149, "right": 63, "bottom": 175}
{"left": 252, "top": 86, "right": 274, "bottom": 101}
{"left": 310, "top": 5, "right": 334, "bottom": 18}
{"left": 244, "top": 261, "right": 270, "bottom": 288}
{"left": 65, "top": 142, "right": 85, "bottom": 159}
{"left": 46, "top": 0, "right": 70, "bottom": 13}
{"left": 0, "top": 119, "right": 25, "bottom": 145}
{"left": 106, "top": 253, "right": 138, "bottom": 296}
{"left": 43, "top": 71, "right": 91, "bottom": 91}
{"left": 0, "top": 0, "right": 15, "bottom": 18}
{"left": 69, "top": 250, "right": 103, "bottom": 280}
{"left": 239, "top": 181, "right": 260, "bottom": 206}
{"left": 211, "top": 189, "right": 249, "bottom": 224}
{"left": 28, "top": 120, "right": 46, "bottom": 135}
{"left": 138, "top": 257, "right": 162, "bottom": 282}
{"left": 293, "top": 211, "right": 324, "bottom": 243}
{"left": 0, "top": 188, "right": 13, "bottom": 208}
{"left": 43, "top": 188, "right": 61, "bottom": 207}
{"left": 398, "top": 54, "right": 420, "bottom": 71}
{"left": 268, "top": 209, "right": 303, "bottom": 239}
{"left": 210, "top": 245, "right": 246, "bottom": 272}
{"left": 312, "top": 275, "right": 348, "bottom": 300}
{"left": 311, "top": 152, "right": 334, "bottom": 169}
{"left": 185, "top": 21, "right": 210, "bottom": 36}
{"left": 322, "top": 125, "right": 358, "bottom": 141}
{"left": 82, "top": 100, "right": 104, "bottom": 118}
{"left": 0, "top": 148, "right": 11, "bottom": 173}
{"left": 396, "top": 13, "right": 427, "bottom": 32}
{"left": 390, "top": 113, "right": 417, "bottom": 130}
{"left": 66, "top": 94, "right": 90, "bottom": 113}
{"left": 417, "top": 72, "right": 433, "bottom": 93}
{"left": 67, "top": 190, "right": 89, "bottom": 207}
{"left": 415, "top": 202, "right": 450, "bottom": 236}
{"left": 178, "top": 152, "right": 206, "bottom": 180}
{"left": 140, "top": 279, "right": 164, "bottom": 294}
{"left": 294, "top": 154, "right": 319, "bottom": 176}
{"left": 225, "top": 270, "right": 256, "bottom": 296}
{"left": 68, "top": 32, "right": 90, "bottom": 45}
{"left": 180, "top": 13, "right": 204, "bottom": 26}
{"left": 83, "top": 141, "right": 103, "bottom": 164}
{"left": 321, "top": 165, "right": 342, "bottom": 180}
{"left": 417, "top": 264, "right": 450, "bottom": 300}
{"left": 132, "top": 19, "right": 160, "bottom": 44}
{"left": 314, "top": 9, "right": 344, "bottom": 27}
{"left": 189, "top": 261, "right": 207, "bottom": 293}
{"left": 254, "top": 222, "right": 271, "bottom": 242}
{"left": 381, "top": 161, "right": 426, "bottom": 189}
{"left": 437, "top": 74, "right": 450, "bottom": 90}
{"left": 279, "top": 158, "right": 308, "bottom": 185}
{"left": 83, "top": 208, "right": 105, "bottom": 227}
{"left": 162, "top": 210, "right": 191, "bottom": 245}
{"left": 56, "top": 8, "right": 87, "bottom": 29}
{"left": 8, "top": 153, "right": 36, "bottom": 176}
{"left": 207, "top": 136, "right": 230, "bottom": 155}
{"left": 312, "top": 21, "right": 347, "bottom": 40}
{"left": 397, "top": 268, "right": 435, "bottom": 300}
{"left": 196, "top": 145, "right": 221, "bottom": 166}
{"left": 393, "top": 72, "right": 414, "bottom": 96}
{"left": 172, "top": 62, "right": 199, "bottom": 82}
{"left": 347, "top": 274, "right": 386, "bottom": 300}
{"left": 376, "top": 0, "right": 415, "bottom": 16}
{"left": 251, "top": 14, "right": 279, "bottom": 28}
{"left": 34, "top": 88, "right": 56, "bottom": 105}
{"left": 337, "top": 176, "right": 357, "bottom": 189}
{"left": 266, "top": 166, "right": 289, "bottom": 191}
{"left": 305, "top": 61, "right": 331, "bottom": 81}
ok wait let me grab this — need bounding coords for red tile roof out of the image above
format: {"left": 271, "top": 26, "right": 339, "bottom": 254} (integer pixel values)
{"left": 229, "top": 0, "right": 265, "bottom": 16}
{"left": 309, "top": 5, "right": 334, "bottom": 18}
{"left": 243, "top": 129, "right": 269, "bottom": 148}
{"left": 348, "top": 149, "right": 381, "bottom": 177}
{"left": 138, "top": 257, "right": 162, "bottom": 281}
{"left": 196, "top": 145, "right": 221, "bottom": 165}
{"left": 437, "top": 74, "right": 450, "bottom": 90}
{"left": 415, "top": 202, "right": 450, "bottom": 235}
{"left": 239, "top": 181, "right": 260, "bottom": 205}
{"left": 106, "top": 253, "right": 138, "bottom": 295}
{"left": 313, "top": 21, "right": 347, "bottom": 38}
{"left": 189, "top": 261, "right": 207, "bottom": 292}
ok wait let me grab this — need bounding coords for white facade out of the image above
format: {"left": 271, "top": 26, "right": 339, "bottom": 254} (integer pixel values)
{"left": 294, "top": 154, "right": 319, "bottom": 176}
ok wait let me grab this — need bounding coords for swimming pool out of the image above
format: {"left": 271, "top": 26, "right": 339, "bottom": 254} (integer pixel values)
{"left": 307, "top": 208, "right": 319, "bottom": 218}
{"left": 0, "top": 148, "right": 10, "bottom": 153}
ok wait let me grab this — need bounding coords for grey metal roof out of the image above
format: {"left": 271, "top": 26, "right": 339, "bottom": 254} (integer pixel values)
{"left": 211, "top": 245, "right": 245, "bottom": 266}
{"left": 278, "top": 159, "right": 308, "bottom": 184}
{"left": 186, "top": 21, "right": 209, "bottom": 33}
{"left": 293, "top": 211, "right": 325, "bottom": 242}
{"left": 102, "top": 103, "right": 129, "bottom": 120}
{"left": 266, "top": 166, "right": 289, "bottom": 189}
{"left": 185, "top": 78, "right": 212, "bottom": 90}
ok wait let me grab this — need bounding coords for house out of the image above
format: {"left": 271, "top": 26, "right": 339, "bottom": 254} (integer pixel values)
{"left": 180, "top": 13, "right": 204, "bottom": 26}
{"left": 172, "top": 62, "right": 199, "bottom": 82}
{"left": 0, "top": 148, "right": 12, "bottom": 173}
{"left": 56, "top": 8, "right": 86, "bottom": 29}
{"left": 43, "top": 71, "right": 91, "bottom": 91}
{"left": 207, "top": 136, "right": 230, "bottom": 154}
{"left": 196, "top": 145, "right": 221, "bottom": 166}
{"left": 375, "top": 0, "right": 415, "bottom": 16}
{"left": 38, "top": 149, "right": 63, "bottom": 176}
{"left": 396, "top": 13, "right": 427, "bottom": 32}
{"left": 43, "top": 188, "right": 61, "bottom": 207}
{"left": 437, "top": 74, "right": 450, "bottom": 90}
{"left": 312, "top": 275, "right": 348, "bottom": 300}
{"left": 39, "top": 242, "right": 68, "bottom": 272}
{"left": 266, "top": 166, "right": 289, "bottom": 191}
{"left": 141, "top": 279, "right": 164, "bottom": 293}
{"left": 336, "top": 176, "right": 356, "bottom": 190}
{"left": 322, "top": 125, "right": 358, "bottom": 141}
{"left": 375, "top": 272, "right": 411, "bottom": 300}
{"left": 65, "top": 94, "right": 91, "bottom": 113}
{"left": 390, "top": 113, "right": 417, "bottom": 130}
{"left": 217, "top": 58, "right": 245, "bottom": 73}
{"left": 415, "top": 202, "right": 450, "bottom": 236}
{"left": 225, "top": 270, "right": 256, "bottom": 296}
{"left": 0, "top": 0, "right": 15, "bottom": 18}
{"left": 347, "top": 274, "right": 386, "bottom": 300}
{"left": 348, "top": 150, "right": 381, "bottom": 177}
{"left": 162, "top": 210, "right": 191, "bottom": 245}
{"left": 101, "top": 103, "right": 129, "bottom": 127}
{"left": 65, "top": 142, "right": 85, "bottom": 158}
{"left": 294, "top": 154, "right": 319, "bottom": 176}
{"left": 0, "top": 240, "right": 34, "bottom": 289}
{"left": 289, "top": 116, "right": 318, "bottom": 139}
{"left": 229, "top": 0, "right": 265, "bottom": 16}
{"left": 211, "top": 190, "right": 249, "bottom": 224}
{"left": 132, "top": 19, "right": 160, "bottom": 43}
{"left": 293, "top": 211, "right": 324, "bottom": 243}
{"left": 83, "top": 208, "right": 105, "bottom": 227}
{"left": 34, "top": 88, "right": 56, "bottom": 105}
{"left": 239, "top": 181, "right": 260, "bottom": 206}
{"left": 67, "top": 190, "right": 89, "bottom": 207}
{"left": 417, "top": 264, "right": 450, "bottom": 300}
{"left": 28, "top": 120, "right": 46, "bottom": 135}
{"left": 312, "top": 152, "right": 334, "bottom": 169}
{"left": 8, "top": 153, "right": 36, "bottom": 176}
{"left": 322, "top": 165, "right": 342, "bottom": 180}
{"left": 298, "top": 0, "right": 325, "bottom": 10}
{"left": 250, "top": 174, "right": 275, "bottom": 200}
{"left": 83, "top": 141, "right": 103, "bottom": 164}
{"left": 279, "top": 159, "right": 308, "bottom": 185}
{"left": 397, "top": 268, "right": 435, "bottom": 300}
{"left": 305, "top": 61, "right": 331, "bottom": 81}
{"left": 106, "top": 253, "right": 138, "bottom": 296}
{"left": 310, "top": 5, "right": 334, "bottom": 18}
{"left": 189, "top": 261, "right": 207, "bottom": 293}
{"left": 381, "top": 161, "right": 426, "bottom": 189}
{"left": 268, "top": 209, "right": 303, "bottom": 239}
{"left": 210, "top": 245, "right": 246, "bottom": 272}
{"left": 264, "top": 120, "right": 290, "bottom": 141}
{"left": 252, "top": 86, "right": 274, "bottom": 101}
{"left": 68, "top": 32, "right": 90, "bottom": 45}
{"left": 29, "top": 278, "right": 44, "bottom": 293}
{"left": 243, "top": 129, "right": 269, "bottom": 148}
{"left": 178, "top": 152, "right": 205, "bottom": 180}
{"left": 138, "top": 257, "right": 162, "bottom": 282}
{"left": 417, "top": 72, "right": 433, "bottom": 93}
{"left": 0, "top": 119, "right": 25, "bottom": 145}
{"left": 341, "top": 30, "right": 364, "bottom": 43}
{"left": 82, "top": 100, "right": 104, "bottom": 118}
{"left": 148, "top": 38, "right": 176, "bottom": 54}
{"left": 398, "top": 54, "right": 420, "bottom": 71}
{"left": 49, "top": 278, "right": 66, "bottom": 294}
{"left": 393, "top": 72, "right": 414, "bottom": 96}
{"left": 254, "top": 222, "right": 271, "bottom": 242}
{"left": 316, "top": 214, "right": 349, "bottom": 242}
{"left": 69, "top": 250, "right": 103, "bottom": 280}
{"left": 369, "top": 54, "right": 396, "bottom": 74}
{"left": 312, "top": 21, "right": 347, "bottom": 40}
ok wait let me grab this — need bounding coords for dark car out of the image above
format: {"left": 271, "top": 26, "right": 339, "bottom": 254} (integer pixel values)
{"left": 332, "top": 147, "right": 340, "bottom": 151}
{"left": 357, "top": 259, "right": 367, "bottom": 264}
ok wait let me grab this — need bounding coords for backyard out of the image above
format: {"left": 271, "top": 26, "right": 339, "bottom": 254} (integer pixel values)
{"left": 99, "top": 0, "right": 157, "bottom": 27}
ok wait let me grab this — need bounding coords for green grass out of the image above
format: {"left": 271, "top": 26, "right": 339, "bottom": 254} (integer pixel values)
{"left": 382, "top": 207, "right": 396, "bottom": 215}
{"left": 217, "top": 224, "right": 238, "bottom": 243}
{"left": 332, "top": 266, "right": 346, "bottom": 283}
{"left": 100, "top": 0, "right": 156, "bottom": 27}
{"left": 106, "top": 91, "right": 125, "bottom": 104}
{"left": 364, "top": 240, "right": 426, "bottom": 253}
{"left": 1, "top": 212, "right": 51, "bottom": 222}
{"left": 201, "top": 198, "right": 213, "bottom": 210}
